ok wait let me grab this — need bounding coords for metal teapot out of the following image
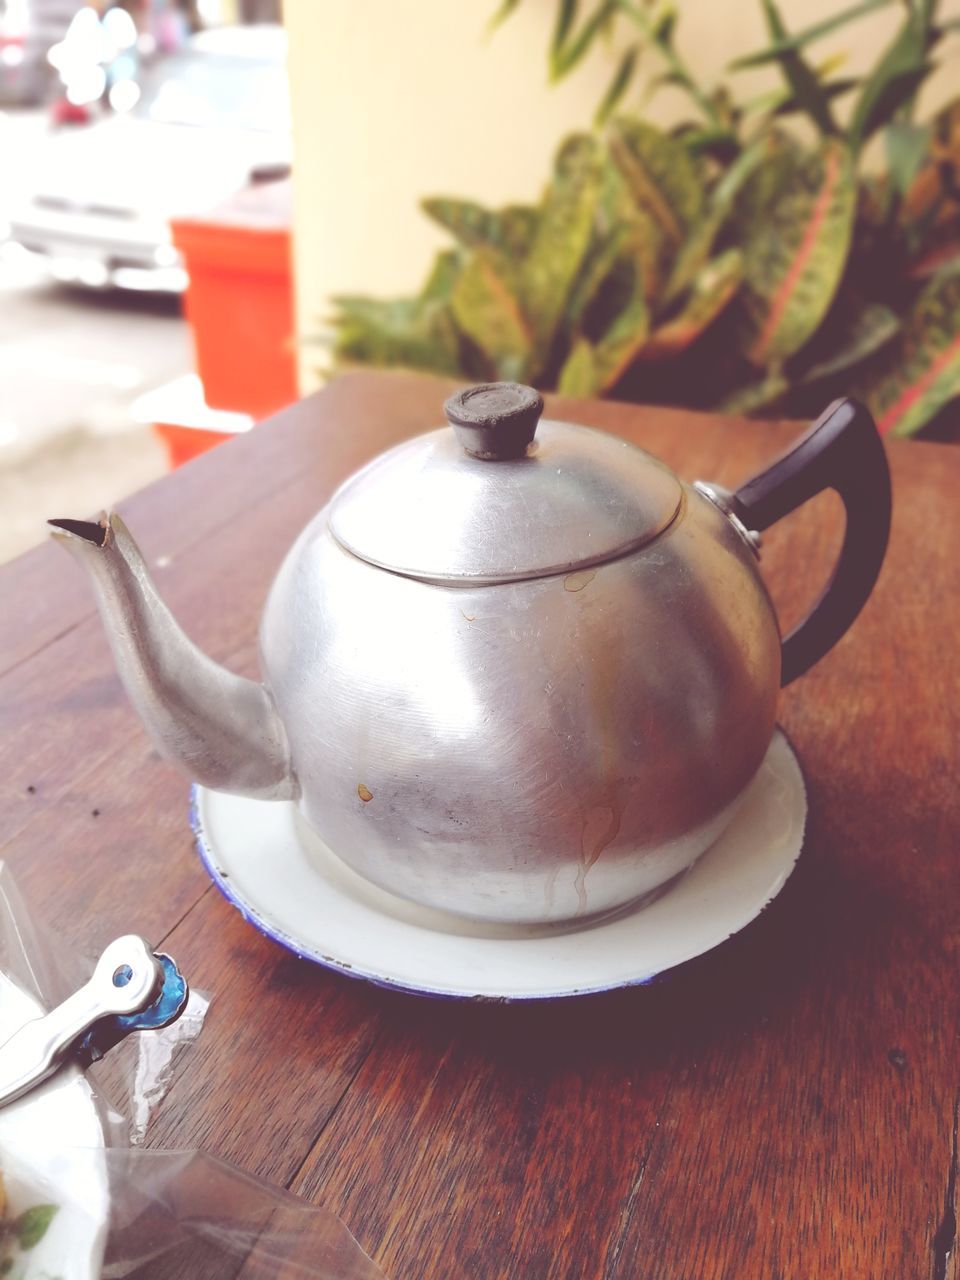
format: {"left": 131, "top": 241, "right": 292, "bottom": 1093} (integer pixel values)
{"left": 51, "top": 384, "right": 891, "bottom": 924}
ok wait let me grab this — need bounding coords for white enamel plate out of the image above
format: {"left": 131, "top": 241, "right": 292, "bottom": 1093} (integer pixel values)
{"left": 191, "top": 729, "right": 806, "bottom": 1001}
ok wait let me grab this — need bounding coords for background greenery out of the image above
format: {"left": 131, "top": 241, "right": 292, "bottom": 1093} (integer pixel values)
{"left": 332, "top": 0, "right": 960, "bottom": 435}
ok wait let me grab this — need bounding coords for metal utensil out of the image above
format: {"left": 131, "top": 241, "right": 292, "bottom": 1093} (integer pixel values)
{"left": 0, "top": 935, "right": 188, "bottom": 1108}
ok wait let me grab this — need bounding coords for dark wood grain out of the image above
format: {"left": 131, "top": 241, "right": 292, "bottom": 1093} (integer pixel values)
{"left": 1, "top": 371, "right": 956, "bottom": 1280}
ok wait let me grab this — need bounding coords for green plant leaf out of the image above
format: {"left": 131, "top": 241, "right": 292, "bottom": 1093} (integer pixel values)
{"left": 759, "top": 0, "right": 837, "bottom": 134}
{"left": 662, "top": 227, "right": 723, "bottom": 309}
{"left": 713, "top": 136, "right": 777, "bottom": 208}
{"left": 734, "top": 129, "right": 803, "bottom": 238}
{"left": 551, "top": 0, "right": 618, "bottom": 80}
{"left": 772, "top": 77, "right": 858, "bottom": 117}
{"left": 664, "top": 139, "right": 767, "bottom": 302}
{"left": 741, "top": 50, "right": 857, "bottom": 120}
{"left": 848, "top": 10, "right": 933, "bottom": 149}
{"left": 899, "top": 97, "right": 960, "bottom": 264}
{"left": 589, "top": 256, "right": 650, "bottom": 388}
{"left": 800, "top": 302, "right": 900, "bottom": 382}
{"left": 421, "top": 197, "right": 539, "bottom": 259}
{"left": 729, "top": 0, "right": 892, "bottom": 68}
{"left": 607, "top": 117, "right": 705, "bottom": 247}
{"left": 642, "top": 249, "right": 742, "bottom": 360}
{"left": 594, "top": 44, "right": 640, "bottom": 125}
{"left": 675, "top": 125, "right": 741, "bottom": 157}
{"left": 651, "top": 4, "right": 677, "bottom": 47}
{"left": 493, "top": 205, "right": 539, "bottom": 256}
{"left": 886, "top": 121, "right": 932, "bottom": 196}
{"left": 595, "top": 150, "right": 665, "bottom": 302}
{"left": 521, "top": 134, "right": 602, "bottom": 367}
{"left": 565, "top": 223, "right": 633, "bottom": 331}
{"left": 720, "top": 371, "right": 791, "bottom": 415}
{"left": 14, "top": 1205, "right": 57, "bottom": 1250}
{"left": 558, "top": 337, "right": 600, "bottom": 394}
{"left": 741, "top": 138, "right": 856, "bottom": 366}
{"left": 452, "top": 251, "right": 532, "bottom": 380}
{"left": 562, "top": 146, "right": 662, "bottom": 334}
{"left": 488, "top": 0, "right": 523, "bottom": 30}
{"left": 420, "top": 250, "right": 462, "bottom": 304}
{"left": 909, "top": 245, "right": 960, "bottom": 281}
{"left": 421, "top": 198, "right": 495, "bottom": 248}
{"left": 646, "top": 69, "right": 688, "bottom": 94}
{"left": 864, "top": 64, "right": 938, "bottom": 143}
{"left": 551, "top": 0, "right": 579, "bottom": 66}
{"left": 866, "top": 263, "right": 960, "bottom": 436}
{"left": 333, "top": 291, "right": 462, "bottom": 377}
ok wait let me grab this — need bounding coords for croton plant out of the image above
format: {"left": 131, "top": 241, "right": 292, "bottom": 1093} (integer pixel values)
{"left": 332, "top": 0, "right": 960, "bottom": 435}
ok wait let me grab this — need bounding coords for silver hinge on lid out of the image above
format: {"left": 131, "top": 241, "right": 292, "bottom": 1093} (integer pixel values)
{"left": 693, "top": 481, "right": 762, "bottom": 557}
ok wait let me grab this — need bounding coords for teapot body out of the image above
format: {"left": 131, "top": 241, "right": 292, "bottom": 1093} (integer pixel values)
{"left": 260, "top": 484, "right": 781, "bottom": 924}
{"left": 52, "top": 385, "right": 891, "bottom": 929}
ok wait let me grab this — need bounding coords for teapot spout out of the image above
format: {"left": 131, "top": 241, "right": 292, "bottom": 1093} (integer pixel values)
{"left": 50, "top": 513, "right": 297, "bottom": 801}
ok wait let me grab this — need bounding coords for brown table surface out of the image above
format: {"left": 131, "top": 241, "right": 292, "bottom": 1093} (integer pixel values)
{"left": 1, "top": 371, "right": 957, "bottom": 1280}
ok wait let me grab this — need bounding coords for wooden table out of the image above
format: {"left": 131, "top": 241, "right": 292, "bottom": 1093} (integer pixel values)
{"left": 1, "top": 372, "right": 957, "bottom": 1280}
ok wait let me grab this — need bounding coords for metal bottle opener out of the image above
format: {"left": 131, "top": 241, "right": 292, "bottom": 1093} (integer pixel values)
{"left": 0, "top": 934, "right": 189, "bottom": 1108}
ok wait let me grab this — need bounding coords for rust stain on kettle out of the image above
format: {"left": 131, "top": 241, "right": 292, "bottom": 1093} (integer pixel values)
{"left": 564, "top": 569, "right": 597, "bottom": 593}
{"left": 357, "top": 783, "right": 374, "bottom": 803}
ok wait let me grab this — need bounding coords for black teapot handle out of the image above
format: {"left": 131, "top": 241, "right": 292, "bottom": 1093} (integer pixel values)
{"left": 729, "top": 398, "right": 892, "bottom": 687}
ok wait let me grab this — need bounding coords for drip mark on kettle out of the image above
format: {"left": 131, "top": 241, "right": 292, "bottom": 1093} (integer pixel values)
{"left": 544, "top": 865, "right": 560, "bottom": 917}
{"left": 574, "top": 862, "right": 588, "bottom": 915}
{"left": 357, "top": 784, "right": 373, "bottom": 803}
{"left": 564, "top": 569, "right": 597, "bottom": 593}
{"left": 574, "top": 784, "right": 628, "bottom": 914}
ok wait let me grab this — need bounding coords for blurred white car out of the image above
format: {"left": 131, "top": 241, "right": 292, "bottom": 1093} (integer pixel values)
{"left": 4, "top": 24, "right": 290, "bottom": 290}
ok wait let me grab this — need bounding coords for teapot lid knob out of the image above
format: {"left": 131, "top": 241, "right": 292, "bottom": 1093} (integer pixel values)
{"left": 444, "top": 382, "right": 544, "bottom": 460}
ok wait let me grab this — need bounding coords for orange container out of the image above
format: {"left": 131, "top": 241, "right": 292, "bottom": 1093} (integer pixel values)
{"left": 135, "top": 374, "right": 253, "bottom": 469}
{"left": 156, "top": 422, "right": 239, "bottom": 468}
{"left": 170, "top": 178, "right": 298, "bottom": 421}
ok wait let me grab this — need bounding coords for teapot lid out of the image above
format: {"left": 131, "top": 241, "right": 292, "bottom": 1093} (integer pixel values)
{"left": 329, "top": 383, "right": 683, "bottom": 585}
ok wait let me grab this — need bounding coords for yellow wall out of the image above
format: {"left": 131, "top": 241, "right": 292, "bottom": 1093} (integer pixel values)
{"left": 283, "top": 0, "right": 959, "bottom": 390}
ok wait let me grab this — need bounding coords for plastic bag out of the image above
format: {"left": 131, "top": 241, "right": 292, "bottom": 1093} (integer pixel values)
{"left": 0, "top": 863, "right": 387, "bottom": 1279}
{"left": 105, "top": 1148, "right": 385, "bottom": 1278}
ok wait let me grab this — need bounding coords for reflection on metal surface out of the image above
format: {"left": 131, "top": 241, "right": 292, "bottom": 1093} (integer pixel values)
{"left": 260, "top": 491, "right": 779, "bottom": 922}
{"left": 330, "top": 420, "right": 683, "bottom": 584}
{"left": 693, "top": 480, "right": 762, "bottom": 556}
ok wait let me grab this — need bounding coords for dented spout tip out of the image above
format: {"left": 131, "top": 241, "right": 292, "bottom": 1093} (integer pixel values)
{"left": 48, "top": 517, "right": 109, "bottom": 547}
